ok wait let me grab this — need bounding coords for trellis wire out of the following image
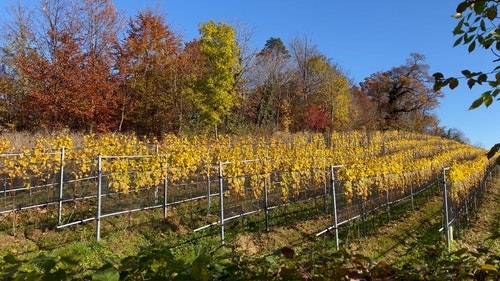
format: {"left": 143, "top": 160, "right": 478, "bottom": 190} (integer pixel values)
{"left": 440, "top": 165, "right": 497, "bottom": 251}
{"left": 0, "top": 148, "right": 494, "bottom": 249}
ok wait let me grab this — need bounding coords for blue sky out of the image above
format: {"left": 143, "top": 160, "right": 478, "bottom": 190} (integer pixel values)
{"left": 2, "top": 0, "right": 499, "bottom": 148}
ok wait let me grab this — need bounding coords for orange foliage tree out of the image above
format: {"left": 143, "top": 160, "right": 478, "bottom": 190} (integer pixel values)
{"left": 357, "top": 53, "right": 443, "bottom": 132}
{"left": 115, "top": 9, "right": 181, "bottom": 136}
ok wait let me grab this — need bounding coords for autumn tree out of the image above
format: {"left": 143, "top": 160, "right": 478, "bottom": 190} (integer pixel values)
{"left": 358, "top": 53, "right": 443, "bottom": 132}
{"left": 284, "top": 36, "right": 320, "bottom": 131}
{"left": 193, "top": 20, "right": 241, "bottom": 135}
{"left": 350, "top": 85, "right": 379, "bottom": 130}
{"left": 441, "top": 127, "right": 470, "bottom": 144}
{"left": 116, "top": 9, "right": 181, "bottom": 136}
{"left": 2, "top": 0, "right": 122, "bottom": 132}
{"left": 0, "top": 63, "right": 17, "bottom": 129}
{"left": 307, "top": 55, "right": 353, "bottom": 131}
{"left": 289, "top": 36, "right": 322, "bottom": 102}
{"left": 173, "top": 40, "right": 206, "bottom": 132}
{"left": 287, "top": 36, "right": 354, "bottom": 131}
{"left": 229, "top": 21, "right": 256, "bottom": 132}
{"left": 1, "top": 1, "right": 49, "bottom": 130}
{"left": 303, "top": 105, "right": 329, "bottom": 131}
{"left": 71, "top": 0, "right": 122, "bottom": 132}
{"left": 0, "top": 2, "right": 32, "bottom": 130}
{"left": 247, "top": 37, "right": 292, "bottom": 129}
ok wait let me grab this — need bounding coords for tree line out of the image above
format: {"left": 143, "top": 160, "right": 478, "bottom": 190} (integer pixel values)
{"left": 0, "top": 0, "right": 461, "bottom": 141}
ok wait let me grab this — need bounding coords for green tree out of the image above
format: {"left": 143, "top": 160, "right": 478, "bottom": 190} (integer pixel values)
{"left": 195, "top": 20, "right": 241, "bottom": 134}
{"left": 433, "top": 0, "right": 500, "bottom": 162}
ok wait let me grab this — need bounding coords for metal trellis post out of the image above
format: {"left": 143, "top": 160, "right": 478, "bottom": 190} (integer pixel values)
{"left": 163, "top": 163, "right": 168, "bottom": 219}
{"left": 207, "top": 168, "right": 211, "bottom": 215}
{"left": 385, "top": 190, "right": 390, "bottom": 223}
{"left": 218, "top": 162, "right": 225, "bottom": 245}
{"left": 331, "top": 165, "right": 339, "bottom": 250}
{"left": 264, "top": 176, "right": 269, "bottom": 232}
{"left": 96, "top": 156, "right": 102, "bottom": 241}
{"left": 442, "top": 167, "right": 451, "bottom": 251}
{"left": 58, "top": 147, "right": 65, "bottom": 224}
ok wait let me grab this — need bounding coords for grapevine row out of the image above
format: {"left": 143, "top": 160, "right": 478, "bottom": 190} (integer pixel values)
{"left": 0, "top": 132, "right": 496, "bottom": 204}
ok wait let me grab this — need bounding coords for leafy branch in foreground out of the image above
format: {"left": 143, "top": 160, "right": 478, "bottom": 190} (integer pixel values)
{"left": 487, "top": 143, "right": 500, "bottom": 165}
{"left": 433, "top": 0, "right": 500, "bottom": 109}
{"left": 433, "top": 0, "right": 500, "bottom": 164}
{"left": 1, "top": 243, "right": 499, "bottom": 280}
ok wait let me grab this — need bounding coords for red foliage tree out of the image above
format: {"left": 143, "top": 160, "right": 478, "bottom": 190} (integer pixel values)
{"left": 303, "top": 105, "right": 329, "bottom": 131}
{"left": 7, "top": 0, "right": 121, "bottom": 132}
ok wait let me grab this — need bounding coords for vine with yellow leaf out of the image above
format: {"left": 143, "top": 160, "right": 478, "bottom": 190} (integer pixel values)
{"left": 0, "top": 131, "right": 496, "bottom": 208}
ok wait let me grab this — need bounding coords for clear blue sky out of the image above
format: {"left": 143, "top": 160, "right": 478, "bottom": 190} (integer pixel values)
{"left": 3, "top": 0, "right": 499, "bottom": 148}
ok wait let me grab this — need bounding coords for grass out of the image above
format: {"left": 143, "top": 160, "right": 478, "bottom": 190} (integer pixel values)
{"left": 0, "top": 167, "right": 498, "bottom": 279}
{"left": 347, "top": 193, "right": 443, "bottom": 262}
{"left": 342, "top": 168, "right": 500, "bottom": 269}
{"left": 455, "top": 169, "right": 500, "bottom": 259}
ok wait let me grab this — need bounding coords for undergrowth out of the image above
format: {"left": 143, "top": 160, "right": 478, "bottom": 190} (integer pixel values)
{"left": 0, "top": 171, "right": 499, "bottom": 280}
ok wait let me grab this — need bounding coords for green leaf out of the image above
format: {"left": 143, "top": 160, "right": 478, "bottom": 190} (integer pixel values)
{"left": 492, "top": 30, "right": 500, "bottom": 40}
{"left": 481, "top": 264, "right": 498, "bottom": 274}
{"left": 191, "top": 253, "right": 211, "bottom": 281}
{"left": 433, "top": 72, "right": 444, "bottom": 80}
{"left": 468, "top": 78, "right": 476, "bottom": 89}
{"left": 468, "top": 41, "right": 476, "bottom": 52}
{"left": 484, "top": 93, "right": 493, "bottom": 107}
{"left": 433, "top": 81, "right": 443, "bottom": 91}
{"left": 468, "top": 26, "right": 478, "bottom": 33}
{"left": 484, "top": 38, "right": 494, "bottom": 48}
{"left": 469, "top": 97, "right": 484, "bottom": 109}
{"left": 478, "top": 73, "right": 488, "bottom": 83}
{"left": 492, "top": 88, "right": 500, "bottom": 97}
{"left": 461, "top": 70, "right": 472, "bottom": 77}
{"left": 453, "top": 36, "right": 463, "bottom": 47}
{"left": 477, "top": 34, "right": 485, "bottom": 45}
{"left": 453, "top": 19, "right": 465, "bottom": 35}
{"left": 480, "top": 19, "right": 486, "bottom": 31}
{"left": 457, "top": 2, "right": 469, "bottom": 13}
{"left": 43, "top": 269, "right": 67, "bottom": 281}
{"left": 486, "top": 6, "right": 497, "bottom": 20}
{"left": 3, "top": 254, "right": 20, "bottom": 264}
{"left": 92, "top": 267, "right": 120, "bottom": 281}
{"left": 454, "top": 248, "right": 469, "bottom": 257}
{"left": 464, "top": 33, "right": 474, "bottom": 43}
{"left": 449, "top": 78, "right": 459, "bottom": 89}
{"left": 473, "top": 1, "right": 485, "bottom": 14}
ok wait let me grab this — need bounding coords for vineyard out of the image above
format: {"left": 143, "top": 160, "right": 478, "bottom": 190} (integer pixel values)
{"left": 0, "top": 130, "right": 496, "bottom": 247}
